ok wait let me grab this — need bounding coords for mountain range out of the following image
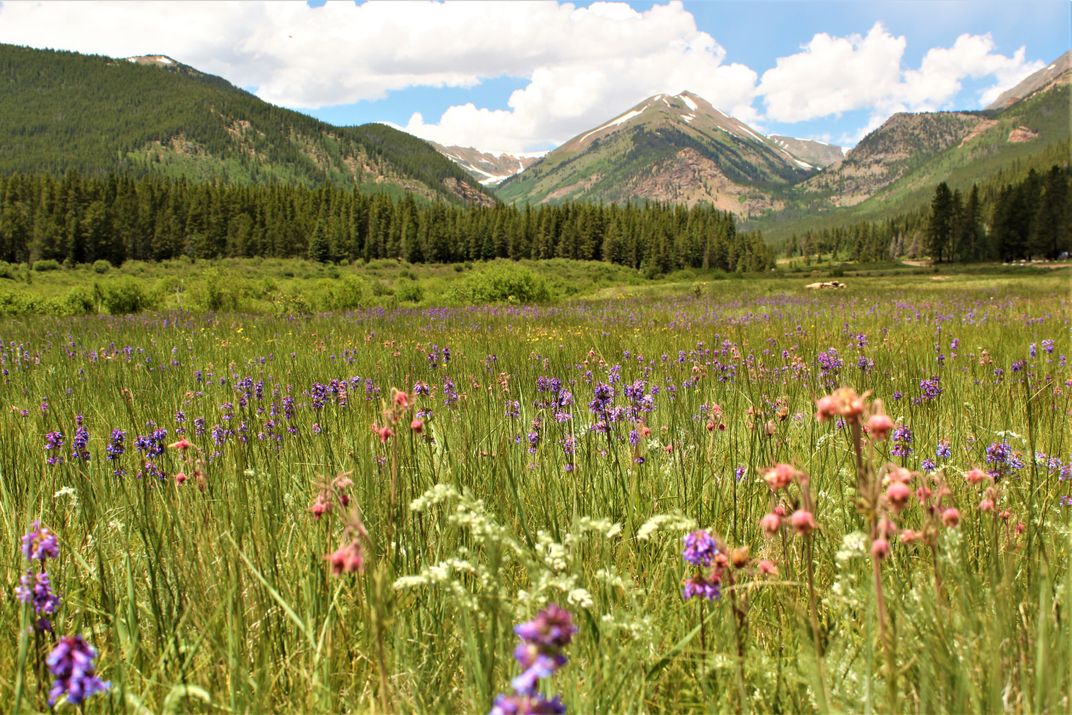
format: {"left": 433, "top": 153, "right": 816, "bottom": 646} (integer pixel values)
{"left": 480, "top": 52, "right": 1069, "bottom": 226}
{"left": 0, "top": 43, "right": 494, "bottom": 205}
{"left": 0, "top": 42, "right": 1068, "bottom": 234}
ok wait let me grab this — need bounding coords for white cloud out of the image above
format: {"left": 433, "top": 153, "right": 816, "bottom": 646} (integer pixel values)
{"left": 0, "top": 0, "right": 758, "bottom": 153}
{"left": 760, "top": 23, "right": 1045, "bottom": 133}
{"left": 0, "top": 3, "right": 1050, "bottom": 153}
{"left": 759, "top": 24, "right": 906, "bottom": 123}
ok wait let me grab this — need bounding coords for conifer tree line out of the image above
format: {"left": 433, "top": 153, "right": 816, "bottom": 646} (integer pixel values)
{"left": 0, "top": 171, "right": 773, "bottom": 272}
{"left": 783, "top": 165, "right": 1070, "bottom": 263}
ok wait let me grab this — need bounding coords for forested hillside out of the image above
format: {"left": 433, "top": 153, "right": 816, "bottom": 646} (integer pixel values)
{"left": 0, "top": 172, "right": 772, "bottom": 273}
{"left": 782, "top": 164, "right": 1070, "bottom": 263}
{"left": 0, "top": 44, "right": 492, "bottom": 204}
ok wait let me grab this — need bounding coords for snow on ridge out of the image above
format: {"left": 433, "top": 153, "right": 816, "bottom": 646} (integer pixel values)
{"left": 577, "top": 105, "right": 647, "bottom": 144}
{"left": 679, "top": 94, "right": 698, "bottom": 112}
{"left": 682, "top": 114, "right": 695, "bottom": 124}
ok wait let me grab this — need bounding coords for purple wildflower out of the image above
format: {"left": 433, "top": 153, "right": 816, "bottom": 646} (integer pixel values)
{"left": 891, "top": 424, "right": 913, "bottom": 458}
{"left": 46, "top": 635, "right": 110, "bottom": 706}
{"left": 682, "top": 529, "right": 717, "bottom": 567}
{"left": 22, "top": 521, "right": 59, "bottom": 561}
{"left": 15, "top": 570, "right": 60, "bottom": 632}
{"left": 45, "top": 431, "right": 65, "bottom": 466}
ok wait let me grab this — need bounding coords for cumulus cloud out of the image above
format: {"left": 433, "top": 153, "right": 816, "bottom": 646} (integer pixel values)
{"left": 760, "top": 23, "right": 1044, "bottom": 128}
{"left": 0, "top": 0, "right": 759, "bottom": 153}
{"left": 0, "top": 3, "right": 1049, "bottom": 152}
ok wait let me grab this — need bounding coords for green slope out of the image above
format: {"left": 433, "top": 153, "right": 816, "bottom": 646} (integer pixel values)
{"left": 0, "top": 43, "right": 494, "bottom": 204}
{"left": 496, "top": 92, "right": 812, "bottom": 216}
{"left": 751, "top": 75, "right": 1070, "bottom": 239}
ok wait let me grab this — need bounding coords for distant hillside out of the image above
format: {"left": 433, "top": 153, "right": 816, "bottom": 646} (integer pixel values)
{"left": 431, "top": 143, "right": 541, "bottom": 185}
{"left": 988, "top": 50, "right": 1071, "bottom": 109}
{"left": 496, "top": 91, "right": 815, "bottom": 216}
{"left": 0, "top": 44, "right": 494, "bottom": 205}
{"left": 768, "top": 136, "right": 844, "bottom": 168}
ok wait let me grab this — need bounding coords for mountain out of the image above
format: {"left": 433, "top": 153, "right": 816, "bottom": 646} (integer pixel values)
{"left": 496, "top": 91, "right": 816, "bottom": 216}
{"left": 795, "top": 58, "right": 1070, "bottom": 215}
{"left": 768, "top": 136, "right": 844, "bottom": 168}
{"left": 0, "top": 43, "right": 494, "bottom": 205}
{"left": 431, "top": 143, "right": 541, "bottom": 185}
{"left": 988, "top": 50, "right": 1071, "bottom": 109}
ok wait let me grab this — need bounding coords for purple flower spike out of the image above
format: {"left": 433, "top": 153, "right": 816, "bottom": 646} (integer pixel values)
{"left": 46, "top": 635, "right": 110, "bottom": 706}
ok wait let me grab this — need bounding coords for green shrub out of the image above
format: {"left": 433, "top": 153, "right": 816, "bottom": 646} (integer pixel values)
{"left": 310, "top": 276, "right": 373, "bottom": 311}
{"left": 32, "top": 259, "right": 62, "bottom": 272}
{"left": 92, "top": 259, "right": 111, "bottom": 274}
{"left": 450, "top": 263, "right": 553, "bottom": 304}
{"left": 101, "top": 278, "right": 152, "bottom": 314}
{"left": 396, "top": 279, "right": 424, "bottom": 304}
{"left": 0, "top": 261, "right": 18, "bottom": 280}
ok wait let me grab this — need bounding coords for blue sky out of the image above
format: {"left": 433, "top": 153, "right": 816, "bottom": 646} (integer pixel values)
{"left": 0, "top": 0, "right": 1066, "bottom": 153}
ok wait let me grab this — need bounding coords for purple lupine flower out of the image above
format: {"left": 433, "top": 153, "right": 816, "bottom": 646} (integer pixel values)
{"left": 505, "top": 400, "right": 521, "bottom": 419}
{"left": 511, "top": 604, "right": 576, "bottom": 695}
{"left": 443, "top": 378, "right": 459, "bottom": 408}
{"left": 46, "top": 635, "right": 110, "bottom": 706}
{"left": 919, "top": 376, "right": 942, "bottom": 401}
{"left": 936, "top": 441, "right": 952, "bottom": 460}
{"left": 22, "top": 521, "right": 59, "bottom": 561}
{"left": 735, "top": 465, "right": 747, "bottom": 482}
{"left": 682, "top": 575, "right": 721, "bottom": 601}
{"left": 71, "top": 418, "right": 90, "bottom": 461}
{"left": 15, "top": 570, "right": 60, "bottom": 632}
{"left": 921, "top": 458, "right": 937, "bottom": 472}
{"left": 490, "top": 693, "right": 566, "bottom": 715}
{"left": 682, "top": 530, "right": 717, "bottom": 567}
{"left": 105, "top": 429, "right": 126, "bottom": 468}
{"left": 413, "top": 381, "right": 431, "bottom": 396}
{"left": 1041, "top": 339, "right": 1055, "bottom": 354}
{"left": 891, "top": 424, "right": 913, "bottom": 458}
{"left": 45, "top": 431, "right": 65, "bottom": 466}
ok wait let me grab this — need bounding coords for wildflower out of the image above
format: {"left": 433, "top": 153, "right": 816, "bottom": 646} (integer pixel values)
{"left": 168, "top": 438, "right": 194, "bottom": 451}
{"left": 941, "top": 508, "right": 960, "bottom": 527}
{"left": 870, "top": 538, "right": 890, "bottom": 560}
{"left": 326, "top": 540, "right": 365, "bottom": 575}
{"left": 410, "top": 418, "right": 424, "bottom": 433}
{"left": 490, "top": 693, "right": 566, "bottom": 715}
{"left": 46, "top": 635, "right": 110, "bottom": 706}
{"left": 891, "top": 424, "right": 913, "bottom": 457}
{"left": 511, "top": 604, "right": 576, "bottom": 694}
{"left": 71, "top": 420, "right": 90, "bottom": 461}
{"left": 757, "top": 559, "right": 777, "bottom": 576}
{"left": 22, "top": 521, "right": 59, "bottom": 562}
{"left": 371, "top": 424, "right": 393, "bottom": 443}
{"left": 45, "top": 431, "right": 65, "bottom": 466}
{"left": 979, "top": 498, "right": 995, "bottom": 512}
{"left": 865, "top": 413, "right": 894, "bottom": 440}
{"left": 15, "top": 570, "right": 60, "bottom": 632}
{"left": 965, "top": 467, "right": 989, "bottom": 485}
{"left": 790, "top": 510, "right": 817, "bottom": 535}
{"left": 682, "top": 575, "right": 721, "bottom": 601}
{"left": 899, "top": 530, "right": 923, "bottom": 544}
{"left": 730, "top": 546, "right": 750, "bottom": 569}
{"left": 174, "top": 471, "right": 187, "bottom": 486}
{"left": 759, "top": 512, "right": 782, "bottom": 536}
{"left": 885, "top": 481, "right": 911, "bottom": 511}
{"left": 936, "top": 441, "right": 952, "bottom": 460}
{"left": 763, "top": 463, "right": 799, "bottom": 491}
{"left": 815, "top": 387, "right": 866, "bottom": 423}
{"left": 681, "top": 530, "right": 718, "bottom": 567}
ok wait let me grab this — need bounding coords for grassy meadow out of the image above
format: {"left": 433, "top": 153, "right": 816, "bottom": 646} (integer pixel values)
{"left": 1, "top": 266, "right": 1070, "bottom": 713}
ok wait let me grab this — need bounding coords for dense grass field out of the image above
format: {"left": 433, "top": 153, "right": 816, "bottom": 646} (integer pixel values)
{"left": 2, "top": 270, "right": 1070, "bottom": 713}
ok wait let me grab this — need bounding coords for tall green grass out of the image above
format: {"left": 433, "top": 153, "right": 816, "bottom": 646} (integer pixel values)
{"left": 1, "top": 273, "right": 1068, "bottom": 712}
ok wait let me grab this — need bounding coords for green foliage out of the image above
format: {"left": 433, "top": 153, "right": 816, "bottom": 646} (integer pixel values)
{"left": 0, "top": 43, "right": 491, "bottom": 204}
{"left": 100, "top": 277, "right": 152, "bottom": 314}
{"left": 450, "top": 262, "right": 554, "bottom": 304}
{"left": 92, "top": 259, "right": 111, "bottom": 274}
{"left": 0, "top": 275, "right": 1067, "bottom": 712}
{"left": 0, "top": 170, "right": 772, "bottom": 273}
{"left": 32, "top": 259, "right": 61, "bottom": 272}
